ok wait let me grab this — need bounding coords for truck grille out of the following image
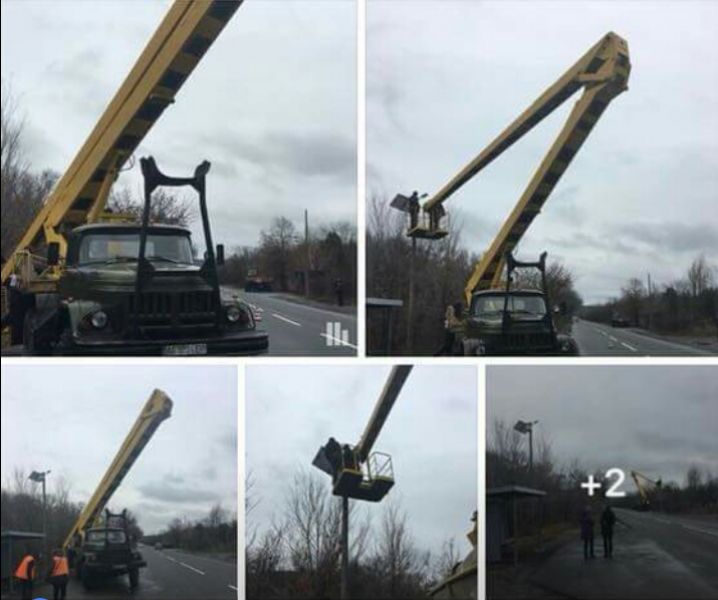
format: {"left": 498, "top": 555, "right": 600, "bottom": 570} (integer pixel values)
{"left": 498, "top": 332, "right": 554, "bottom": 350}
{"left": 125, "top": 291, "right": 219, "bottom": 338}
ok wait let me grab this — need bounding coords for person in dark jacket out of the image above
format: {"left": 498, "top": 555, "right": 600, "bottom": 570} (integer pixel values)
{"left": 579, "top": 505, "right": 595, "bottom": 560}
{"left": 600, "top": 505, "right": 617, "bottom": 557}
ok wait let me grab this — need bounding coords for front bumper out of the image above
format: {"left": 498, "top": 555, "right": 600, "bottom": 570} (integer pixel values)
{"left": 83, "top": 559, "right": 146, "bottom": 576}
{"left": 63, "top": 329, "right": 269, "bottom": 356}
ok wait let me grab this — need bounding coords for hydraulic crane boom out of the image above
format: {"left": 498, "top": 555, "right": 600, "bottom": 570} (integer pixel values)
{"left": 409, "top": 32, "right": 630, "bottom": 306}
{"left": 355, "top": 365, "right": 413, "bottom": 464}
{"left": 631, "top": 470, "right": 662, "bottom": 507}
{"left": 1, "top": 0, "right": 242, "bottom": 287}
{"left": 63, "top": 389, "right": 172, "bottom": 549}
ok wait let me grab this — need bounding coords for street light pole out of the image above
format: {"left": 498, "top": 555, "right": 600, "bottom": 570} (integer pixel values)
{"left": 513, "top": 420, "right": 538, "bottom": 475}
{"left": 341, "top": 494, "right": 349, "bottom": 599}
{"left": 29, "top": 470, "right": 51, "bottom": 570}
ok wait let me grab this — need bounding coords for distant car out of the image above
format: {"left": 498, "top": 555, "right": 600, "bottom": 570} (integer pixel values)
{"left": 154, "top": 542, "right": 163, "bottom": 551}
{"left": 611, "top": 315, "right": 630, "bottom": 328}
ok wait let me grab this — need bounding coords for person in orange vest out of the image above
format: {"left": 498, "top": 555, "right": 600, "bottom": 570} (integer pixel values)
{"left": 48, "top": 548, "right": 70, "bottom": 600}
{"left": 13, "top": 551, "right": 35, "bottom": 600}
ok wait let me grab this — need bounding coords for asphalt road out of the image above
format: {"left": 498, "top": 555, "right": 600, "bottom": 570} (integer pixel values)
{"left": 1, "top": 290, "right": 357, "bottom": 357}
{"left": 237, "top": 291, "right": 357, "bottom": 356}
{"left": 572, "top": 319, "right": 715, "bottom": 356}
{"left": 53, "top": 546, "right": 238, "bottom": 599}
{"left": 530, "top": 509, "right": 718, "bottom": 599}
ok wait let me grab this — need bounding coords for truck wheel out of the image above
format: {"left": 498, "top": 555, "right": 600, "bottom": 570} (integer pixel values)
{"left": 129, "top": 568, "right": 140, "bottom": 590}
{"left": 22, "top": 309, "right": 50, "bottom": 355}
{"left": 82, "top": 571, "right": 93, "bottom": 590}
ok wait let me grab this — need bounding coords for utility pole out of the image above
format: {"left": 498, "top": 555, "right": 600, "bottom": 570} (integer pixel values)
{"left": 513, "top": 421, "right": 538, "bottom": 479}
{"left": 304, "top": 209, "right": 311, "bottom": 298}
{"left": 341, "top": 494, "right": 349, "bottom": 599}
{"left": 29, "top": 470, "right": 50, "bottom": 570}
{"left": 406, "top": 236, "right": 416, "bottom": 351}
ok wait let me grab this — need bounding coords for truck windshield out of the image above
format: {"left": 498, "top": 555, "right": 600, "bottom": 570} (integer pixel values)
{"left": 86, "top": 530, "right": 127, "bottom": 544}
{"left": 78, "top": 232, "right": 194, "bottom": 265}
{"left": 472, "top": 294, "right": 547, "bottom": 317}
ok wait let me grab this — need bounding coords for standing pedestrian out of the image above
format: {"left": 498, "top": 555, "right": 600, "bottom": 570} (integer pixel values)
{"left": 435, "top": 302, "right": 463, "bottom": 355}
{"left": 14, "top": 550, "right": 35, "bottom": 600}
{"left": 579, "top": 505, "right": 595, "bottom": 561}
{"left": 600, "top": 505, "right": 617, "bottom": 558}
{"left": 334, "top": 278, "right": 344, "bottom": 307}
{"left": 48, "top": 548, "right": 70, "bottom": 600}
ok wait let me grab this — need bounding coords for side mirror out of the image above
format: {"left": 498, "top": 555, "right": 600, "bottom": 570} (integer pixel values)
{"left": 216, "top": 244, "right": 225, "bottom": 266}
{"left": 47, "top": 242, "right": 60, "bottom": 266}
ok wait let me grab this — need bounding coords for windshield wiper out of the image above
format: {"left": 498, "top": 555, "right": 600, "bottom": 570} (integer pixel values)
{"left": 81, "top": 256, "right": 138, "bottom": 265}
{"left": 145, "top": 255, "right": 182, "bottom": 263}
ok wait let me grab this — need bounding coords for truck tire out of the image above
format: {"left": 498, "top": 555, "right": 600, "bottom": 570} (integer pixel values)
{"left": 82, "top": 570, "right": 93, "bottom": 591}
{"left": 22, "top": 309, "right": 50, "bottom": 355}
{"left": 129, "top": 567, "right": 140, "bottom": 590}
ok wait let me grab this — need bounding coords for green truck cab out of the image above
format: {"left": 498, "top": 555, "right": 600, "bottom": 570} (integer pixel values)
{"left": 73, "top": 511, "right": 145, "bottom": 591}
{"left": 458, "top": 253, "right": 578, "bottom": 356}
{"left": 20, "top": 157, "right": 268, "bottom": 356}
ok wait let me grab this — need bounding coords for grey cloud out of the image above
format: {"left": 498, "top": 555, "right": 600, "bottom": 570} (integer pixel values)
{"left": 618, "top": 221, "right": 718, "bottom": 254}
{"left": 138, "top": 479, "right": 220, "bottom": 505}
{"left": 204, "top": 129, "right": 356, "bottom": 183}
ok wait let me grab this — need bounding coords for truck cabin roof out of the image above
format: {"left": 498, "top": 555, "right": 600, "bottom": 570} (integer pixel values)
{"left": 472, "top": 289, "right": 545, "bottom": 297}
{"left": 71, "top": 223, "right": 191, "bottom": 236}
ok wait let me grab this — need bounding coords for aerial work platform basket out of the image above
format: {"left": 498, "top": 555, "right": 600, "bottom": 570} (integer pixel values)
{"left": 313, "top": 440, "right": 395, "bottom": 503}
{"left": 332, "top": 451, "right": 394, "bottom": 502}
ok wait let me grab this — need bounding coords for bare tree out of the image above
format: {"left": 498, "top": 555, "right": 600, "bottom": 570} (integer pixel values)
{"left": 107, "top": 186, "right": 195, "bottom": 227}
{"left": 260, "top": 216, "right": 299, "bottom": 292}
{"left": 1, "top": 82, "right": 58, "bottom": 259}
{"left": 687, "top": 255, "right": 714, "bottom": 298}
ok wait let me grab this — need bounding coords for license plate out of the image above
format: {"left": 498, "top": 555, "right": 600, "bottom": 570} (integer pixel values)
{"left": 162, "top": 343, "right": 208, "bottom": 356}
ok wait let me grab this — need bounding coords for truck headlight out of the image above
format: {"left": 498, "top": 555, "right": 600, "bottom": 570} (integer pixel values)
{"left": 226, "top": 305, "right": 241, "bottom": 323}
{"left": 90, "top": 310, "right": 109, "bottom": 329}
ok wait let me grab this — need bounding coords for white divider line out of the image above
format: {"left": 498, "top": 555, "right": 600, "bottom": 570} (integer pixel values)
{"left": 179, "top": 561, "right": 205, "bottom": 575}
{"left": 272, "top": 313, "right": 302, "bottom": 327}
{"left": 320, "top": 333, "right": 358, "bottom": 350}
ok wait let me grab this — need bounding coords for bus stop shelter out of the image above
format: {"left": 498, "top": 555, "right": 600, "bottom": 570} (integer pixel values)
{"left": 487, "top": 485, "right": 546, "bottom": 566}
{"left": 1, "top": 531, "right": 45, "bottom": 594}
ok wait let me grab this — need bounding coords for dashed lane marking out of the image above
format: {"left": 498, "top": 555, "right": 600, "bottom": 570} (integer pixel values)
{"left": 621, "top": 341, "right": 638, "bottom": 352}
{"left": 179, "top": 561, "right": 206, "bottom": 575}
{"left": 272, "top": 313, "right": 302, "bottom": 327}
{"left": 681, "top": 524, "right": 718, "bottom": 538}
{"left": 319, "top": 333, "right": 358, "bottom": 350}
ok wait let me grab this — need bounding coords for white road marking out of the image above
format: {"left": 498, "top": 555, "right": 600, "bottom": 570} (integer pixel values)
{"left": 681, "top": 524, "right": 718, "bottom": 538}
{"left": 621, "top": 341, "right": 638, "bottom": 352}
{"left": 320, "top": 333, "right": 358, "bottom": 350}
{"left": 272, "top": 313, "right": 302, "bottom": 327}
{"left": 179, "top": 561, "right": 206, "bottom": 575}
{"left": 228, "top": 585, "right": 238, "bottom": 591}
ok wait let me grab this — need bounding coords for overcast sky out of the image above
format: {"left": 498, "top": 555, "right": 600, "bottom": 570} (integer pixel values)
{"left": 1, "top": 0, "right": 356, "bottom": 250}
{"left": 487, "top": 365, "right": 718, "bottom": 487}
{"left": 1, "top": 365, "right": 237, "bottom": 535}
{"left": 246, "top": 364, "right": 477, "bottom": 557}
{"left": 368, "top": 1, "right": 718, "bottom": 304}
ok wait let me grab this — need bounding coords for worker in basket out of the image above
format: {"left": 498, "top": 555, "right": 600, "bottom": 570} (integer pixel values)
{"left": 48, "top": 548, "right": 70, "bottom": 600}
{"left": 13, "top": 550, "right": 36, "bottom": 600}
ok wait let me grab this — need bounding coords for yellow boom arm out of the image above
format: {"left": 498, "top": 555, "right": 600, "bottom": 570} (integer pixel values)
{"left": 1, "top": 0, "right": 242, "bottom": 286}
{"left": 63, "top": 389, "right": 173, "bottom": 549}
{"left": 355, "top": 365, "right": 412, "bottom": 464}
{"left": 415, "top": 32, "right": 630, "bottom": 306}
